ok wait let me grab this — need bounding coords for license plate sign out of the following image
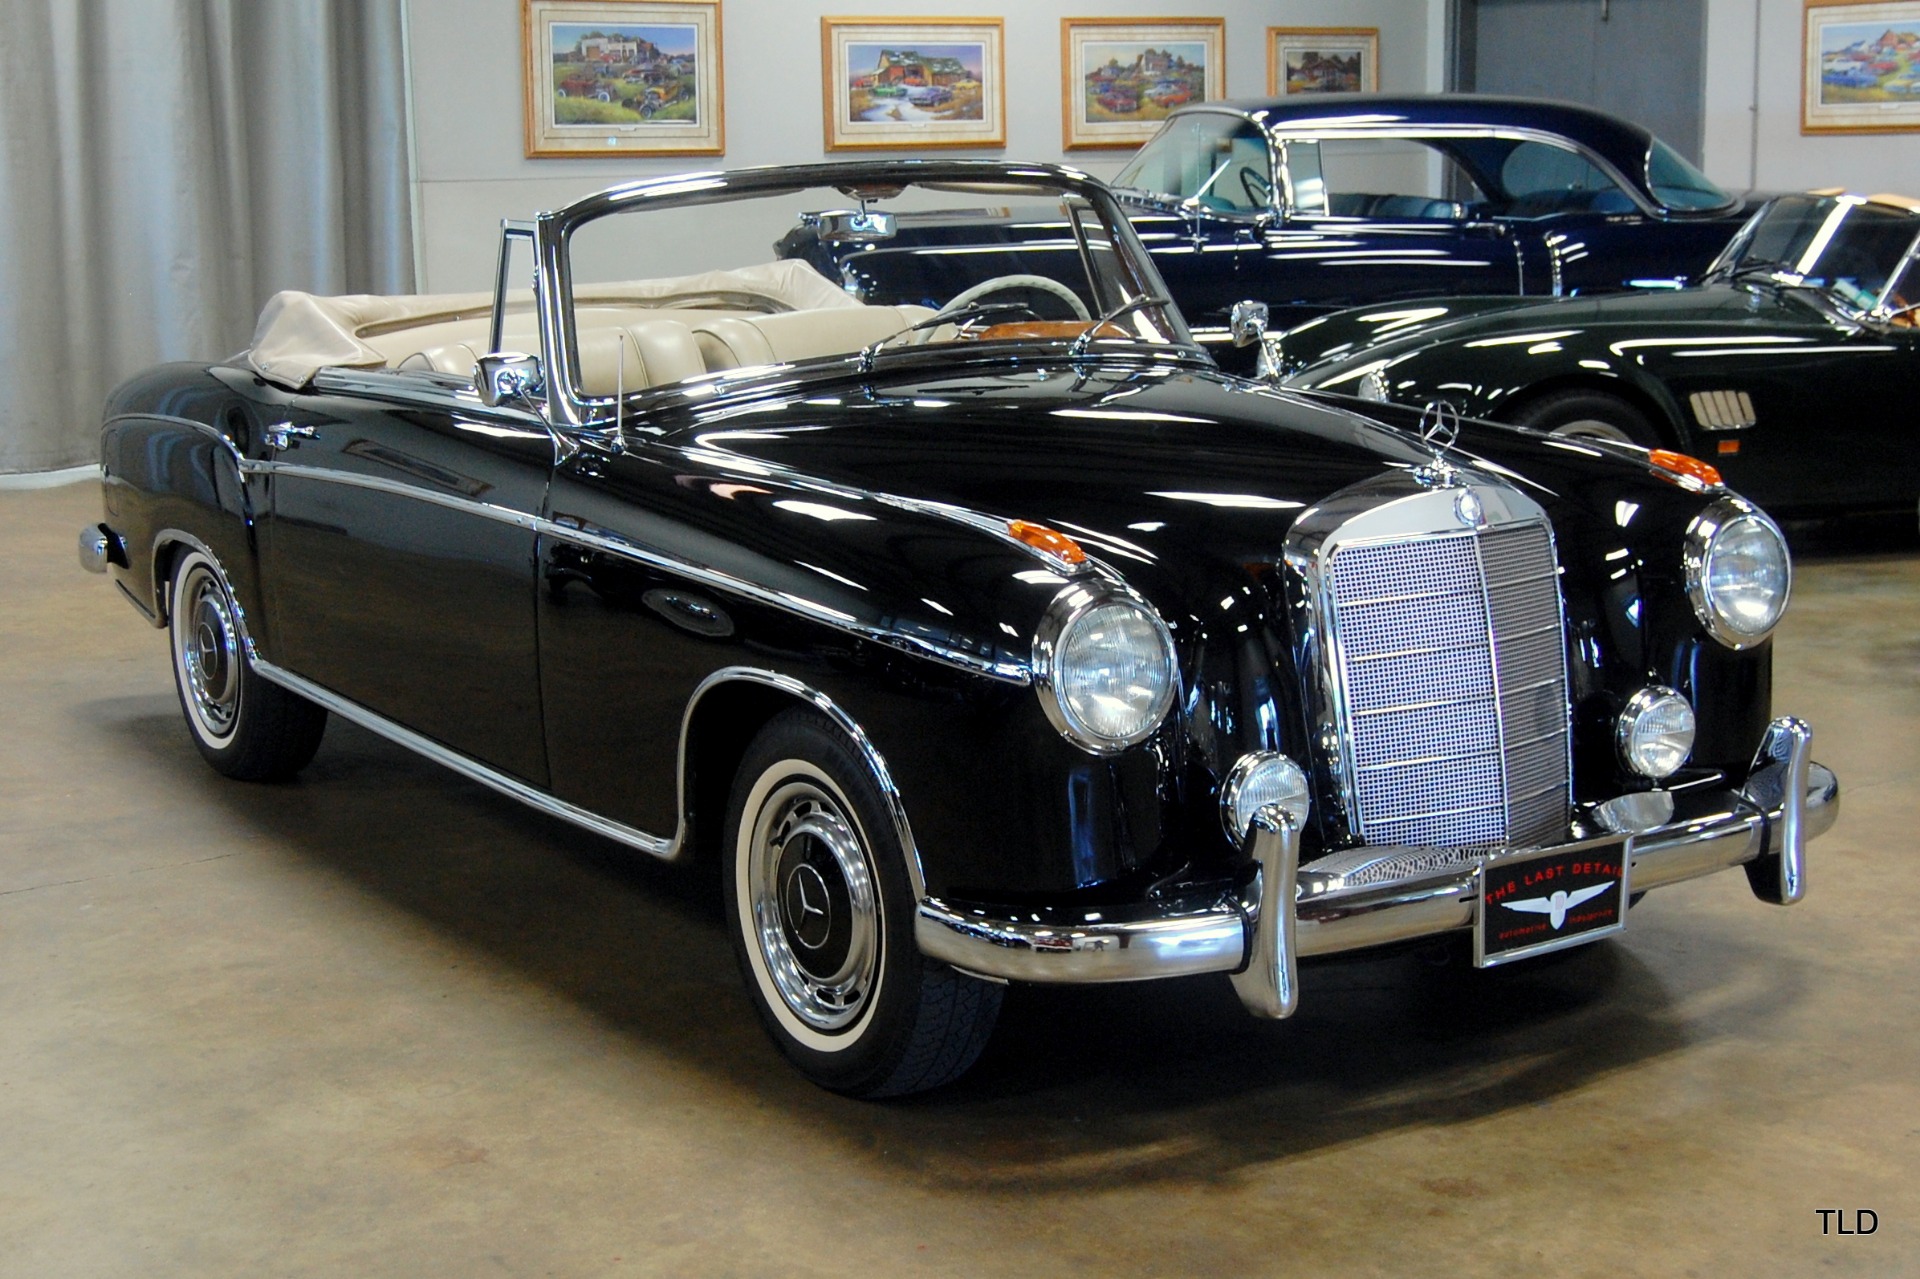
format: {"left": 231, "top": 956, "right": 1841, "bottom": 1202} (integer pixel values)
{"left": 1475, "top": 834, "right": 1631, "bottom": 967}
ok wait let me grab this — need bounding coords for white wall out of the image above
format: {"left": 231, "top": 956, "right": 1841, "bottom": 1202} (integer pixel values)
{"left": 404, "top": 0, "right": 1438, "bottom": 292}
{"left": 1703, "top": 0, "right": 1920, "bottom": 193}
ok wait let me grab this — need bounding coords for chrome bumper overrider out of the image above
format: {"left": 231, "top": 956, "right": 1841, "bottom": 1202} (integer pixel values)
{"left": 915, "top": 718, "right": 1838, "bottom": 1016}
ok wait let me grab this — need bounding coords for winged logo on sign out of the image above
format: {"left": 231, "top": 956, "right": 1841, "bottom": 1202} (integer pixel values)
{"left": 1502, "top": 882, "right": 1614, "bottom": 930}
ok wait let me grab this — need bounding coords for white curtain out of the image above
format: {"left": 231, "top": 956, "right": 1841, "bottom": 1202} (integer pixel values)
{"left": 0, "top": 0, "right": 413, "bottom": 473}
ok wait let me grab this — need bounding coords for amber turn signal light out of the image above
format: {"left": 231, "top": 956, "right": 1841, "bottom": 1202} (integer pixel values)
{"left": 1648, "top": 449, "right": 1722, "bottom": 488}
{"left": 1008, "top": 519, "right": 1087, "bottom": 564}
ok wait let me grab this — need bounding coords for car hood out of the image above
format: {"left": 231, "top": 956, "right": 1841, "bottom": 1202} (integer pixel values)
{"left": 642, "top": 356, "right": 1698, "bottom": 623}
{"left": 1279, "top": 284, "right": 1819, "bottom": 383}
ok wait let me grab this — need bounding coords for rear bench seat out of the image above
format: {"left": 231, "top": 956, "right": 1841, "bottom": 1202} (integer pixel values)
{"left": 691, "top": 306, "right": 934, "bottom": 371}
{"left": 381, "top": 303, "right": 935, "bottom": 393}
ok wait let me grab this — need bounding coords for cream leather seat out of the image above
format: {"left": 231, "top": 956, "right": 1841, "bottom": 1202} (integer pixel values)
{"left": 396, "top": 319, "right": 706, "bottom": 396}
{"left": 692, "top": 306, "right": 933, "bottom": 371}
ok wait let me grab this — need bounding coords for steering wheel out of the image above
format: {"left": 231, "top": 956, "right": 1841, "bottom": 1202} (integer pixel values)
{"left": 943, "top": 274, "right": 1091, "bottom": 322}
{"left": 1240, "top": 168, "right": 1274, "bottom": 211}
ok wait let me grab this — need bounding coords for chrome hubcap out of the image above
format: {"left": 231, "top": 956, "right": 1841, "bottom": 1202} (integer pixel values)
{"left": 177, "top": 566, "right": 240, "bottom": 737}
{"left": 748, "top": 779, "right": 877, "bottom": 1031}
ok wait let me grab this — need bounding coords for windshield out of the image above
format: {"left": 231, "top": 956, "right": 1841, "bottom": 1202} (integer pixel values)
{"left": 1715, "top": 194, "right": 1920, "bottom": 315}
{"left": 1647, "top": 140, "right": 1734, "bottom": 211}
{"left": 558, "top": 172, "right": 1193, "bottom": 403}
{"left": 1112, "top": 112, "right": 1273, "bottom": 213}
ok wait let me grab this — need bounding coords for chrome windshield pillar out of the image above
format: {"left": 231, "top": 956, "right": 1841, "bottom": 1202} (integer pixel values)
{"left": 1230, "top": 806, "right": 1301, "bottom": 1019}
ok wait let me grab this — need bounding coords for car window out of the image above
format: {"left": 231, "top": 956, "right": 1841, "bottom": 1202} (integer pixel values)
{"left": 1282, "top": 137, "right": 1486, "bottom": 221}
{"left": 1112, "top": 113, "right": 1274, "bottom": 214}
{"left": 1647, "top": 139, "right": 1733, "bottom": 211}
{"left": 1498, "top": 140, "right": 1636, "bottom": 218}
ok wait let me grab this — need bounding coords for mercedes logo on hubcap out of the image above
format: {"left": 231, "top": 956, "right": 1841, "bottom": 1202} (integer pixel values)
{"left": 782, "top": 863, "right": 834, "bottom": 951}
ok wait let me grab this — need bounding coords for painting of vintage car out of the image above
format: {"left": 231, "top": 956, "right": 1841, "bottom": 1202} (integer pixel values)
{"left": 1271, "top": 191, "right": 1920, "bottom": 523}
{"left": 1062, "top": 19, "right": 1223, "bottom": 149}
{"left": 787, "top": 95, "right": 1761, "bottom": 374}
{"left": 546, "top": 21, "right": 701, "bottom": 125}
{"left": 523, "top": 1, "right": 721, "bottom": 156}
{"left": 1804, "top": 2, "right": 1920, "bottom": 132}
{"left": 843, "top": 43, "right": 984, "bottom": 122}
{"left": 83, "top": 161, "right": 1836, "bottom": 1097}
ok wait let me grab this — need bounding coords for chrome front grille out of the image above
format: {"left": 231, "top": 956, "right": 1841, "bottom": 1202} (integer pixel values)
{"left": 1324, "top": 520, "right": 1569, "bottom": 849}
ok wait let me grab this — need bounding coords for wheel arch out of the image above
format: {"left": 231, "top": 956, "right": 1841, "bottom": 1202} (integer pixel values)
{"left": 676, "top": 668, "right": 926, "bottom": 900}
{"left": 1490, "top": 372, "right": 1690, "bottom": 449}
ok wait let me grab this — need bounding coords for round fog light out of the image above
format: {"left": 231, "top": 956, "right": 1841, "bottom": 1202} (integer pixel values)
{"left": 1618, "top": 687, "right": 1696, "bottom": 779}
{"left": 1221, "top": 752, "right": 1311, "bottom": 843}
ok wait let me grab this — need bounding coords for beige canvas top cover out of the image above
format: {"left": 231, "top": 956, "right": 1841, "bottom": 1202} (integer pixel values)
{"left": 244, "top": 260, "right": 859, "bottom": 389}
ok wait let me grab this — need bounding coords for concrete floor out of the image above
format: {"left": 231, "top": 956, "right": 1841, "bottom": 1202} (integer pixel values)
{"left": 2, "top": 479, "right": 1915, "bottom": 1278}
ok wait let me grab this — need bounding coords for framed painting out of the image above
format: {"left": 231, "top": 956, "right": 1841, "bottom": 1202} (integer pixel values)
{"left": 1061, "top": 18, "right": 1225, "bottom": 150}
{"left": 1268, "top": 26, "right": 1379, "bottom": 96}
{"left": 821, "top": 17, "right": 1005, "bottom": 151}
{"left": 1804, "top": 1, "right": 1920, "bottom": 133}
{"left": 523, "top": 0, "right": 724, "bottom": 157}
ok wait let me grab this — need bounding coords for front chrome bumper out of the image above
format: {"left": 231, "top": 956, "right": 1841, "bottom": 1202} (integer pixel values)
{"left": 915, "top": 718, "right": 1837, "bottom": 1015}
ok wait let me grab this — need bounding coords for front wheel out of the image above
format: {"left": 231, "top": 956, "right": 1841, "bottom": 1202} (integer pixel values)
{"left": 1510, "top": 389, "right": 1660, "bottom": 447}
{"left": 168, "top": 548, "right": 328, "bottom": 781}
{"left": 723, "top": 709, "right": 1002, "bottom": 1097}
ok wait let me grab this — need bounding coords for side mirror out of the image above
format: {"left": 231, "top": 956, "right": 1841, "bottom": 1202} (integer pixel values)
{"left": 476, "top": 352, "right": 544, "bottom": 408}
{"left": 1229, "top": 299, "right": 1270, "bottom": 348}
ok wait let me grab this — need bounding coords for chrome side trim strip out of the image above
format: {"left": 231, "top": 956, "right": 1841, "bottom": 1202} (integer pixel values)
{"left": 678, "top": 666, "right": 930, "bottom": 900}
{"left": 240, "top": 460, "right": 544, "bottom": 530}
{"left": 244, "top": 659, "right": 931, "bottom": 897}
{"left": 102, "top": 412, "right": 246, "bottom": 466}
{"left": 252, "top": 658, "right": 678, "bottom": 858}
{"left": 310, "top": 366, "right": 551, "bottom": 427}
{"left": 239, "top": 460, "right": 1030, "bottom": 685}
{"left": 538, "top": 519, "right": 1031, "bottom": 685}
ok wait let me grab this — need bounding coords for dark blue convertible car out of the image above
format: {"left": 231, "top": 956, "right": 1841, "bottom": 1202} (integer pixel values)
{"left": 782, "top": 94, "right": 1757, "bottom": 369}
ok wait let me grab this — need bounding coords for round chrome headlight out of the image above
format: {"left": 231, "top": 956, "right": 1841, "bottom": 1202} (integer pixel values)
{"left": 1220, "top": 752, "right": 1311, "bottom": 843}
{"left": 1617, "top": 686, "right": 1696, "bottom": 779}
{"left": 1684, "top": 499, "right": 1790, "bottom": 648}
{"left": 1035, "top": 587, "right": 1177, "bottom": 754}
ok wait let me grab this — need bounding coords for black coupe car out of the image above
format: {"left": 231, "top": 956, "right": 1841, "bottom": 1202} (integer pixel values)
{"left": 1273, "top": 191, "right": 1920, "bottom": 521}
{"left": 779, "top": 96, "right": 1758, "bottom": 369}
{"left": 83, "top": 161, "right": 1836, "bottom": 1096}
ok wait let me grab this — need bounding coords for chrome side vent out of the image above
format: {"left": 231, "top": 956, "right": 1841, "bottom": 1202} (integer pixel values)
{"left": 1320, "top": 511, "right": 1570, "bottom": 850}
{"left": 1689, "top": 390, "right": 1756, "bottom": 431}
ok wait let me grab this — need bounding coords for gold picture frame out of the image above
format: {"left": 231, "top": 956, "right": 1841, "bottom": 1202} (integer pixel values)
{"left": 1060, "top": 17, "right": 1226, "bottom": 151}
{"left": 821, "top": 17, "right": 1006, "bottom": 152}
{"left": 1267, "top": 26, "right": 1379, "bottom": 96}
{"left": 522, "top": 0, "right": 724, "bottom": 158}
{"left": 1803, "top": 0, "right": 1920, "bottom": 133}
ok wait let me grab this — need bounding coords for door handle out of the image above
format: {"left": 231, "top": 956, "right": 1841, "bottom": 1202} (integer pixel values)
{"left": 264, "top": 423, "right": 318, "bottom": 450}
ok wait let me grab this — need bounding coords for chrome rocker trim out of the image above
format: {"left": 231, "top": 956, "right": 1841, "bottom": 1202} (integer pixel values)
{"left": 914, "top": 717, "right": 1837, "bottom": 1016}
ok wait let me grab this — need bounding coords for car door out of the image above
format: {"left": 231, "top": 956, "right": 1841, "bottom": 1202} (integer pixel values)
{"left": 259, "top": 374, "right": 555, "bottom": 785}
{"left": 1658, "top": 317, "right": 1920, "bottom": 514}
{"left": 1255, "top": 135, "right": 1525, "bottom": 325}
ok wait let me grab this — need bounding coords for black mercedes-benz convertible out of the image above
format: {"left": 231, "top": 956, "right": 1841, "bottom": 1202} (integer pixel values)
{"left": 82, "top": 160, "right": 1837, "bottom": 1096}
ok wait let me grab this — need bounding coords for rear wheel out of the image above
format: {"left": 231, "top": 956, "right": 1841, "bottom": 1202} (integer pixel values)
{"left": 1511, "top": 389, "right": 1660, "bottom": 447}
{"left": 168, "top": 548, "right": 328, "bottom": 780}
{"left": 724, "top": 709, "right": 1002, "bottom": 1097}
